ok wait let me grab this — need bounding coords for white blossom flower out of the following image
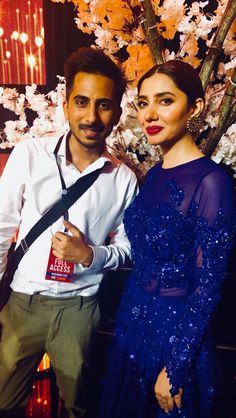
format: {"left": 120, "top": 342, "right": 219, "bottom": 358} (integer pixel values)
{"left": 4, "top": 120, "right": 27, "bottom": 141}
{"left": 211, "top": 124, "right": 236, "bottom": 176}
{"left": 224, "top": 57, "right": 236, "bottom": 71}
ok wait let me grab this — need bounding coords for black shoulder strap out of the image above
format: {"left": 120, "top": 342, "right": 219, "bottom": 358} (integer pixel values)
{"left": 12, "top": 167, "right": 101, "bottom": 270}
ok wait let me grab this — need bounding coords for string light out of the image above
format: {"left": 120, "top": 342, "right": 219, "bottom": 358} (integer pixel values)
{"left": 35, "top": 36, "right": 43, "bottom": 47}
{"left": 20, "top": 32, "right": 28, "bottom": 44}
{"left": 0, "top": 1, "right": 45, "bottom": 84}
{"left": 11, "top": 31, "right": 19, "bottom": 40}
{"left": 27, "top": 54, "right": 36, "bottom": 66}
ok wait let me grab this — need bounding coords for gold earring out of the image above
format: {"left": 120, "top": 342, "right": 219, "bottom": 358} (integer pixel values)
{"left": 186, "top": 116, "right": 204, "bottom": 135}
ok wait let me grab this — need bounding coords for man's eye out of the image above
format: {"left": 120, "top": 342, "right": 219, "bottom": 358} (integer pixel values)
{"left": 98, "top": 102, "right": 112, "bottom": 111}
{"left": 75, "top": 99, "right": 87, "bottom": 107}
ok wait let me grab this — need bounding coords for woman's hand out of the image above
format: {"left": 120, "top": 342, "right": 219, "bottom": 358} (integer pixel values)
{"left": 154, "top": 367, "right": 183, "bottom": 413}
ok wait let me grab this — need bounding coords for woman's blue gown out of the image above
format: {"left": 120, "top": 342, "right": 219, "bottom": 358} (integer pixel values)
{"left": 100, "top": 157, "right": 235, "bottom": 418}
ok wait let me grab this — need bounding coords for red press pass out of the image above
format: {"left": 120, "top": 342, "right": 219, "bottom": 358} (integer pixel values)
{"left": 45, "top": 246, "right": 74, "bottom": 283}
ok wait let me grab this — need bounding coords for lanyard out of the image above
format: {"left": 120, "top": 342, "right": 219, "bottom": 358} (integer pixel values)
{"left": 53, "top": 135, "right": 69, "bottom": 222}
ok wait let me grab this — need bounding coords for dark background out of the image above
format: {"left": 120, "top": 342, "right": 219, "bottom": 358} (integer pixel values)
{"left": 43, "top": 0, "right": 95, "bottom": 91}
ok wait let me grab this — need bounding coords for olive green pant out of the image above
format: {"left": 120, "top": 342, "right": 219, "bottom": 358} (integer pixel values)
{"left": 0, "top": 291, "right": 100, "bottom": 418}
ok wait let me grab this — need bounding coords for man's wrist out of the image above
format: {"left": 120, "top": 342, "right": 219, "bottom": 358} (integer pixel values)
{"left": 81, "top": 246, "right": 94, "bottom": 267}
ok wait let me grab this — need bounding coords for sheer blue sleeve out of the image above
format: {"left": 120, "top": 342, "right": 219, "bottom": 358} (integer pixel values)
{"left": 166, "top": 169, "right": 235, "bottom": 395}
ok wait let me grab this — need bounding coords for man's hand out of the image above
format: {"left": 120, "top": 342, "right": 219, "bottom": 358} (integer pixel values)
{"left": 154, "top": 367, "right": 183, "bottom": 413}
{"left": 51, "top": 220, "right": 93, "bottom": 267}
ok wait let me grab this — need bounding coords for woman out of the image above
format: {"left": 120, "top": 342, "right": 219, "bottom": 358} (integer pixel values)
{"left": 100, "top": 60, "right": 235, "bottom": 418}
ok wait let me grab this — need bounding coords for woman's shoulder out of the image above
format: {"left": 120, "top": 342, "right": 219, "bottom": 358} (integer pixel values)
{"left": 198, "top": 158, "right": 233, "bottom": 190}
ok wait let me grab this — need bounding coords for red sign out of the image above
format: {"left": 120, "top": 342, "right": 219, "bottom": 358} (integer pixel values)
{"left": 45, "top": 246, "right": 74, "bottom": 283}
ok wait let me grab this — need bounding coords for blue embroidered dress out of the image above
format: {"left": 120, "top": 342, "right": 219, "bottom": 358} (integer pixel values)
{"left": 100, "top": 157, "right": 235, "bottom": 418}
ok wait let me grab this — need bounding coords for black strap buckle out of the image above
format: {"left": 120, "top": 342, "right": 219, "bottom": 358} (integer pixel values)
{"left": 20, "top": 239, "right": 29, "bottom": 254}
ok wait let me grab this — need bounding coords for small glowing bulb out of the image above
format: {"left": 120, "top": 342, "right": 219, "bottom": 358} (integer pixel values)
{"left": 20, "top": 33, "right": 28, "bottom": 44}
{"left": 0, "top": 28, "right": 4, "bottom": 37}
{"left": 35, "top": 36, "right": 43, "bottom": 48}
{"left": 11, "top": 31, "right": 19, "bottom": 40}
{"left": 27, "top": 54, "right": 36, "bottom": 67}
{"left": 6, "top": 51, "right": 11, "bottom": 59}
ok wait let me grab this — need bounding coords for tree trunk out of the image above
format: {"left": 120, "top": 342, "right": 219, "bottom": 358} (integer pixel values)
{"left": 140, "top": 0, "right": 164, "bottom": 64}
{"left": 200, "top": 0, "right": 236, "bottom": 91}
{"left": 204, "top": 67, "right": 236, "bottom": 156}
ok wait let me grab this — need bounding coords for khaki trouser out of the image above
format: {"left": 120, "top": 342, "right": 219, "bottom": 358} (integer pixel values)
{"left": 0, "top": 291, "right": 100, "bottom": 418}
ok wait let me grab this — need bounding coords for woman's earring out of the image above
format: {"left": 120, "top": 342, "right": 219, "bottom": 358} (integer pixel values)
{"left": 187, "top": 116, "right": 204, "bottom": 135}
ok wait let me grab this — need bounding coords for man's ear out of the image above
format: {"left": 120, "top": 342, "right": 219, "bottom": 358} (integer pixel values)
{"left": 191, "top": 97, "right": 205, "bottom": 118}
{"left": 63, "top": 100, "right": 69, "bottom": 121}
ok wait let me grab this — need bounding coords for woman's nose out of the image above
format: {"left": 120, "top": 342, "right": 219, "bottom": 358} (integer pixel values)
{"left": 145, "top": 105, "right": 159, "bottom": 121}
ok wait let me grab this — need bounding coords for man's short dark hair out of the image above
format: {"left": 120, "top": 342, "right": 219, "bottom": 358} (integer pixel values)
{"left": 64, "top": 47, "right": 127, "bottom": 104}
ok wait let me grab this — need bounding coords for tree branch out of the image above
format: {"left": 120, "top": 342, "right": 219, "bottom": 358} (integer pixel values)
{"left": 203, "top": 67, "right": 236, "bottom": 156}
{"left": 140, "top": 0, "right": 164, "bottom": 64}
{"left": 200, "top": 0, "right": 236, "bottom": 91}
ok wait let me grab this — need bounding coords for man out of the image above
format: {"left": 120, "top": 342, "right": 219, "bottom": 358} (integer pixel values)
{"left": 0, "top": 47, "right": 138, "bottom": 418}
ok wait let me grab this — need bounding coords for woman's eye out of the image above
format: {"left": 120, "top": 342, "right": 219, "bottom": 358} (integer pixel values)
{"left": 136, "top": 100, "right": 148, "bottom": 109}
{"left": 160, "top": 97, "right": 173, "bottom": 105}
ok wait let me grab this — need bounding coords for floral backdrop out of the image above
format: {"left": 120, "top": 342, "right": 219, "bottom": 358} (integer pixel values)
{"left": 0, "top": 0, "right": 235, "bottom": 178}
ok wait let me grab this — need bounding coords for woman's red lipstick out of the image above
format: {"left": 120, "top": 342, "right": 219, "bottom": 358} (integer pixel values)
{"left": 146, "top": 126, "right": 163, "bottom": 135}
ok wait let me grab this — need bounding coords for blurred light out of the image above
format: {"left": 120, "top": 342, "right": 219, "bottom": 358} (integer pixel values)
{"left": 0, "top": 27, "right": 4, "bottom": 37}
{"left": 20, "top": 32, "right": 28, "bottom": 44}
{"left": 28, "top": 54, "right": 36, "bottom": 67}
{"left": 35, "top": 36, "right": 43, "bottom": 48}
{"left": 6, "top": 51, "right": 11, "bottom": 58}
{"left": 11, "top": 31, "right": 19, "bottom": 40}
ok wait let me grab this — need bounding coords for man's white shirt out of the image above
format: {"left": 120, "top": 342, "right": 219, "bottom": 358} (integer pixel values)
{"left": 0, "top": 134, "right": 138, "bottom": 297}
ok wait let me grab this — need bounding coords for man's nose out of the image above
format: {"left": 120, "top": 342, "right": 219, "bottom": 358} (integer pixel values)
{"left": 86, "top": 103, "right": 98, "bottom": 123}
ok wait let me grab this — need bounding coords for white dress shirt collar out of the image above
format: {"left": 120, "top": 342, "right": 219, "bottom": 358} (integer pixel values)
{"left": 47, "top": 131, "right": 119, "bottom": 175}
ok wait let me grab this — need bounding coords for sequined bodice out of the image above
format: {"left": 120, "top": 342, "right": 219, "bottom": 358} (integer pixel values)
{"left": 124, "top": 180, "right": 195, "bottom": 295}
